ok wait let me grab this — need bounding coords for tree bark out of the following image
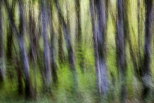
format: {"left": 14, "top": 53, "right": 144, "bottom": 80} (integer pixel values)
{"left": 90, "top": 0, "right": 109, "bottom": 95}
{"left": 54, "top": 0, "right": 78, "bottom": 89}
{"left": 116, "top": 0, "right": 127, "bottom": 102}
{"left": 0, "top": 0, "right": 5, "bottom": 82}
{"left": 141, "top": 0, "right": 153, "bottom": 100}
{"left": 75, "top": 0, "right": 84, "bottom": 72}
{"left": 6, "top": 0, "right": 16, "bottom": 62}
{"left": 18, "top": 0, "right": 33, "bottom": 98}
{"left": 48, "top": 0, "right": 58, "bottom": 84}
{"left": 41, "top": 0, "right": 52, "bottom": 89}
{"left": 58, "top": 24, "right": 65, "bottom": 63}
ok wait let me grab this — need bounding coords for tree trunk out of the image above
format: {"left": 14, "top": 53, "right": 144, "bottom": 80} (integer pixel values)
{"left": 75, "top": 0, "right": 84, "bottom": 72}
{"left": 28, "top": 6, "right": 38, "bottom": 62}
{"left": 116, "top": 0, "right": 127, "bottom": 102}
{"left": 41, "top": 0, "right": 52, "bottom": 89}
{"left": 6, "top": 0, "right": 16, "bottom": 62}
{"left": 0, "top": 0, "right": 5, "bottom": 83}
{"left": 90, "top": 0, "right": 109, "bottom": 95}
{"left": 54, "top": 0, "right": 78, "bottom": 89}
{"left": 141, "top": 0, "right": 153, "bottom": 100}
{"left": 15, "top": 57, "right": 24, "bottom": 95}
{"left": 58, "top": 24, "right": 65, "bottom": 64}
{"left": 48, "top": 0, "right": 58, "bottom": 84}
{"left": 18, "top": 0, "right": 33, "bottom": 98}
{"left": 28, "top": 1, "right": 38, "bottom": 98}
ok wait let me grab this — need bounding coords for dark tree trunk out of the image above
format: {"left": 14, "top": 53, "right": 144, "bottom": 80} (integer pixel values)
{"left": 90, "top": 0, "right": 109, "bottom": 95}
{"left": 137, "top": 0, "right": 142, "bottom": 61}
{"left": 116, "top": 0, "right": 127, "bottom": 102}
{"left": 58, "top": 24, "right": 65, "bottom": 64}
{"left": 141, "top": 0, "right": 153, "bottom": 100}
{"left": 75, "top": 0, "right": 84, "bottom": 72}
{"left": 28, "top": 5, "right": 38, "bottom": 62}
{"left": 6, "top": 0, "right": 16, "bottom": 62}
{"left": 57, "top": 0, "right": 65, "bottom": 64}
{"left": 15, "top": 57, "right": 24, "bottom": 95}
{"left": 6, "top": 27, "right": 13, "bottom": 61}
{"left": 28, "top": 1, "right": 38, "bottom": 98}
{"left": 48, "top": 0, "right": 58, "bottom": 84}
{"left": 6, "top": 0, "right": 16, "bottom": 80}
{"left": 54, "top": 0, "right": 78, "bottom": 89}
{"left": 18, "top": 0, "right": 33, "bottom": 98}
{"left": 6, "top": 24, "right": 14, "bottom": 80}
{"left": 0, "top": 0, "right": 5, "bottom": 83}
{"left": 50, "top": 28, "right": 58, "bottom": 84}
{"left": 75, "top": 0, "right": 81, "bottom": 43}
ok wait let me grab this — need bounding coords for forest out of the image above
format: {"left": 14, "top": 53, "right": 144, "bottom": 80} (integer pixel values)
{"left": 0, "top": 0, "right": 154, "bottom": 103}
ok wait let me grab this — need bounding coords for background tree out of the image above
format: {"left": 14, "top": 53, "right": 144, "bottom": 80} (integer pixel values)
{"left": 54, "top": 0, "right": 78, "bottom": 90}
{"left": 75, "top": 0, "right": 85, "bottom": 72}
{"left": 48, "top": 0, "right": 58, "bottom": 84}
{"left": 40, "top": 0, "right": 52, "bottom": 90}
{"left": 141, "top": 0, "right": 153, "bottom": 100}
{"left": 18, "top": 0, "right": 33, "bottom": 98}
{"left": 90, "top": 0, "right": 109, "bottom": 95}
{"left": 116, "top": 0, "right": 128, "bottom": 102}
{"left": 0, "top": 0, "right": 5, "bottom": 83}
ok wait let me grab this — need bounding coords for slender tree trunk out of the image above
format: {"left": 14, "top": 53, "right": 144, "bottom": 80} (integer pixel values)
{"left": 58, "top": 24, "right": 65, "bottom": 64}
{"left": 90, "top": 0, "right": 109, "bottom": 95}
{"left": 138, "top": 0, "right": 142, "bottom": 61}
{"left": 18, "top": 0, "right": 33, "bottom": 98}
{"left": 28, "top": 1, "right": 38, "bottom": 98}
{"left": 15, "top": 57, "right": 24, "bottom": 95}
{"left": 54, "top": 0, "right": 78, "bottom": 89}
{"left": 6, "top": 0, "right": 16, "bottom": 62}
{"left": 48, "top": 0, "right": 58, "bottom": 84}
{"left": 0, "top": 0, "right": 5, "bottom": 83}
{"left": 41, "top": 0, "right": 52, "bottom": 89}
{"left": 6, "top": 26, "right": 13, "bottom": 61}
{"left": 75, "top": 0, "right": 84, "bottom": 72}
{"left": 6, "top": 24, "right": 14, "bottom": 80}
{"left": 29, "top": 8, "right": 38, "bottom": 62}
{"left": 141, "top": 0, "right": 153, "bottom": 100}
{"left": 50, "top": 29, "right": 58, "bottom": 84}
{"left": 116, "top": 0, "right": 127, "bottom": 102}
